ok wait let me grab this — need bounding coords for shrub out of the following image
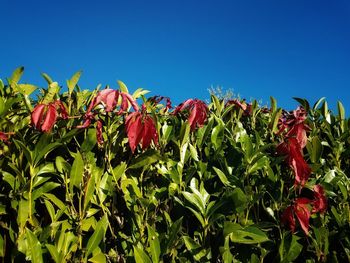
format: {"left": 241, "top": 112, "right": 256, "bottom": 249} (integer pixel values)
{"left": 0, "top": 67, "right": 349, "bottom": 262}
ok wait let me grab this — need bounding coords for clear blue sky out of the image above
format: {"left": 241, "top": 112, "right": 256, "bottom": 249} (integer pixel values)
{"left": 1, "top": 0, "right": 349, "bottom": 111}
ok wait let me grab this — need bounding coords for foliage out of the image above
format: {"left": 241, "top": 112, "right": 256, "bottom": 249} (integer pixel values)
{"left": 0, "top": 67, "right": 350, "bottom": 262}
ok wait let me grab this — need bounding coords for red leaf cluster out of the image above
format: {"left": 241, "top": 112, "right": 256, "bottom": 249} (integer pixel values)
{"left": 277, "top": 138, "right": 311, "bottom": 187}
{"left": 281, "top": 185, "right": 327, "bottom": 235}
{"left": 278, "top": 107, "right": 310, "bottom": 148}
{"left": 174, "top": 99, "right": 208, "bottom": 130}
{"left": 31, "top": 100, "right": 68, "bottom": 132}
{"left": 281, "top": 198, "right": 312, "bottom": 235}
{"left": 148, "top": 96, "right": 172, "bottom": 111}
{"left": 78, "top": 88, "right": 139, "bottom": 147}
{"left": 312, "top": 185, "right": 327, "bottom": 214}
{"left": 0, "top": 132, "right": 10, "bottom": 141}
{"left": 276, "top": 107, "right": 311, "bottom": 188}
{"left": 87, "top": 88, "right": 139, "bottom": 114}
{"left": 125, "top": 111, "right": 158, "bottom": 153}
{"left": 226, "top": 99, "right": 252, "bottom": 116}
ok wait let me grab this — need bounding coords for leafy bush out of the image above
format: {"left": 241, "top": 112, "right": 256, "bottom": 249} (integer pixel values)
{"left": 0, "top": 67, "right": 349, "bottom": 262}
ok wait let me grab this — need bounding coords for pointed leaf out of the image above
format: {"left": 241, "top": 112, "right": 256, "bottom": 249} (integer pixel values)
{"left": 70, "top": 151, "right": 84, "bottom": 191}
{"left": 86, "top": 215, "right": 108, "bottom": 257}
{"left": 134, "top": 246, "right": 152, "bottom": 263}
{"left": 147, "top": 225, "right": 160, "bottom": 263}
{"left": 26, "top": 228, "right": 43, "bottom": 263}
{"left": 67, "top": 70, "right": 82, "bottom": 95}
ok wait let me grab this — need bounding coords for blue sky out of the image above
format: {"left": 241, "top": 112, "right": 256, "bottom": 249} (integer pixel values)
{"left": 1, "top": 0, "right": 349, "bottom": 111}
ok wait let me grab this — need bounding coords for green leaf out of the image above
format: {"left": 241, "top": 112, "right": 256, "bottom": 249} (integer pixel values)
{"left": 183, "top": 236, "right": 207, "bottom": 261}
{"left": 224, "top": 222, "right": 269, "bottom": 244}
{"left": 213, "top": 166, "right": 230, "bottom": 186}
{"left": 189, "top": 143, "right": 199, "bottom": 161}
{"left": 313, "top": 97, "right": 326, "bottom": 111}
{"left": 166, "top": 217, "right": 183, "bottom": 251}
{"left": 46, "top": 244, "right": 60, "bottom": 263}
{"left": 0, "top": 234, "right": 4, "bottom": 257}
{"left": 134, "top": 246, "right": 152, "bottom": 263}
{"left": 41, "top": 72, "right": 53, "bottom": 84}
{"left": 70, "top": 151, "right": 84, "bottom": 191}
{"left": 248, "top": 156, "right": 269, "bottom": 174}
{"left": 13, "top": 139, "right": 32, "bottom": 164}
{"left": 81, "top": 128, "right": 97, "bottom": 152}
{"left": 26, "top": 228, "right": 43, "bottom": 263}
{"left": 310, "top": 136, "right": 323, "bottom": 163}
{"left": 147, "top": 225, "right": 160, "bottom": 263}
{"left": 231, "top": 188, "right": 247, "bottom": 212}
{"left": 279, "top": 234, "right": 303, "bottom": 263}
{"left": 270, "top": 96, "right": 277, "bottom": 112}
{"left": 132, "top": 88, "right": 150, "bottom": 99}
{"left": 34, "top": 142, "right": 61, "bottom": 166}
{"left": 9, "top": 66, "right": 24, "bottom": 87}
{"left": 270, "top": 108, "right": 282, "bottom": 133}
{"left": 211, "top": 122, "right": 224, "bottom": 150}
{"left": 67, "top": 70, "right": 82, "bottom": 95}
{"left": 18, "top": 199, "right": 29, "bottom": 230}
{"left": 88, "top": 252, "right": 106, "bottom": 263}
{"left": 111, "top": 162, "right": 127, "bottom": 183}
{"left": 32, "top": 182, "right": 60, "bottom": 200}
{"left": 183, "top": 191, "right": 205, "bottom": 215}
{"left": 117, "top": 80, "right": 129, "bottom": 93}
{"left": 222, "top": 236, "right": 233, "bottom": 263}
{"left": 180, "top": 141, "right": 188, "bottom": 164}
{"left": 84, "top": 168, "right": 96, "bottom": 211}
{"left": 44, "top": 199, "right": 56, "bottom": 222}
{"left": 337, "top": 101, "right": 346, "bottom": 132}
{"left": 293, "top": 97, "right": 310, "bottom": 112}
{"left": 42, "top": 82, "right": 60, "bottom": 104}
{"left": 0, "top": 97, "right": 5, "bottom": 116}
{"left": 129, "top": 150, "right": 163, "bottom": 169}
{"left": 55, "top": 156, "right": 71, "bottom": 173}
{"left": 16, "top": 84, "right": 37, "bottom": 95}
{"left": 86, "top": 215, "right": 108, "bottom": 257}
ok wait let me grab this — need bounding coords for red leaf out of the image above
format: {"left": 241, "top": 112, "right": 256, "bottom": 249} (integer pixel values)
{"left": 312, "top": 185, "right": 327, "bottom": 214}
{"left": 294, "top": 198, "right": 312, "bottom": 235}
{"left": 281, "top": 206, "right": 296, "bottom": 233}
{"left": 278, "top": 138, "right": 311, "bottom": 188}
{"left": 104, "top": 90, "right": 119, "bottom": 112}
{"left": 142, "top": 116, "right": 158, "bottom": 150}
{"left": 125, "top": 112, "right": 143, "bottom": 153}
{"left": 174, "top": 99, "right": 208, "bottom": 130}
{"left": 41, "top": 104, "right": 58, "bottom": 132}
{"left": 88, "top": 89, "right": 119, "bottom": 113}
{"left": 148, "top": 96, "right": 172, "bottom": 110}
{"left": 55, "top": 100, "right": 69, "bottom": 119}
{"left": 0, "top": 132, "right": 9, "bottom": 141}
{"left": 286, "top": 123, "right": 309, "bottom": 149}
{"left": 77, "top": 120, "right": 91, "bottom": 129}
{"left": 288, "top": 138, "right": 311, "bottom": 187}
{"left": 121, "top": 92, "right": 139, "bottom": 112}
{"left": 31, "top": 104, "right": 46, "bottom": 129}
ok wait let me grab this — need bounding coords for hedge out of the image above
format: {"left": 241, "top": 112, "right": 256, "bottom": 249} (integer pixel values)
{"left": 0, "top": 67, "right": 349, "bottom": 262}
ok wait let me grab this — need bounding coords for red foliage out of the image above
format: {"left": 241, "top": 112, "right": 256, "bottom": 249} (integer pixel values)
{"left": 281, "top": 198, "right": 312, "bottom": 235}
{"left": 312, "top": 185, "right": 327, "bottom": 214}
{"left": 31, "top": 100, "right": 68, "bottom": 132}
{"left": 0, "top": 132, "right": 10, "bottom": 141}
{"left": 277, "top": 138, "right": 311, "bottom": 187}
{"left": 226, "top": 99, "right": 252, "bottom": 116}
{"left": 125, "top": 111, "right": 158, "bottom": 153}
{"left": 87, "top": 88, "right": 139, "bottom": 114}
{"left": 174, "top": 99, "right": 208, "bottom": 130}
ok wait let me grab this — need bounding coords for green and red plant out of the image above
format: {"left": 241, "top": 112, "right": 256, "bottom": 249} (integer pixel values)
{"left": 0, "top": 67, "right": 349, "bottom": 262}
